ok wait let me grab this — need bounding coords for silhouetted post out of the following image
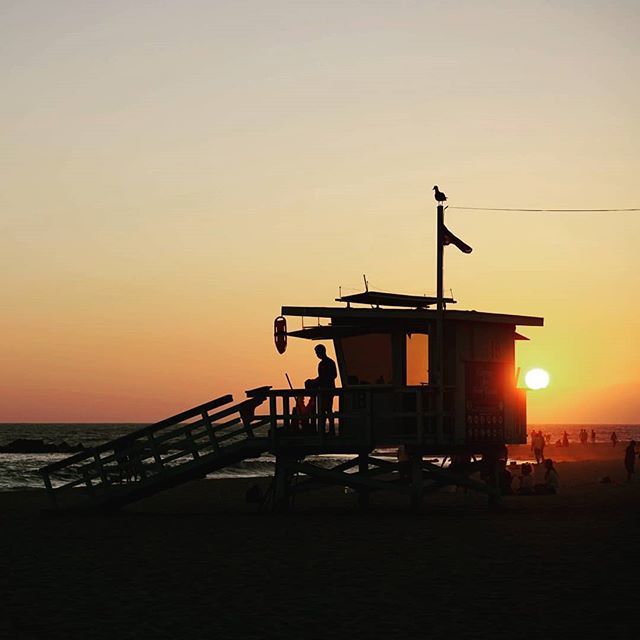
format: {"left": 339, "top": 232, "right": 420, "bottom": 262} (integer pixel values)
{"left": 410, "top": 454, "right": 423, "bottom": 510}
{"left": 357, "top": 453, "right": 370, "bottom": 509}
{"left": 274, "top": 455, "right": 292, "bottom": 512}
{"left": 435, "top": 204, "right": 445, "bottom": 442}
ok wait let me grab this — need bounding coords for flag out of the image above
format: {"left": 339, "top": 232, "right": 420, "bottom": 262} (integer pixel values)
{"left": 442, "top": 223, "right": 473, "bottom": 254}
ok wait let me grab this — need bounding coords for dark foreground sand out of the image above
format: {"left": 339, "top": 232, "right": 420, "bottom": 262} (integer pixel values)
{"left": 4, "top": 456, "right": 640, "bottom": 640}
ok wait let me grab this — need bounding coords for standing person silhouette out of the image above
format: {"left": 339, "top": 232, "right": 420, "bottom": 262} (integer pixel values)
{"left": 532, "top": 430, "right": 544, "bottom": 464}
{"left": 307, "top": 344, "right": 338, "bottom": 435}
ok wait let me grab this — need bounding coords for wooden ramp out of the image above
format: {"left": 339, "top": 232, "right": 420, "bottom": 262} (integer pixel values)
{"left": 39, "top": 392, "right": 271, "bottom": 512}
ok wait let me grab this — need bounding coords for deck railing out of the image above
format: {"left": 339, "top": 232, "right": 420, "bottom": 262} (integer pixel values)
{"left": 268, "top": 385, "right": 453, "bottom": 448}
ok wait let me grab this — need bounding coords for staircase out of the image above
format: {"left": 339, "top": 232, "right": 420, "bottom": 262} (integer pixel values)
{"left": 39, "top": 390, "right": 272, "bottom": 512}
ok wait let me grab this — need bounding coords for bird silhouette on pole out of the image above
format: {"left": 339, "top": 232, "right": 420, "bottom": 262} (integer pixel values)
{"left": 433, "top": 186, "right": 447, "bottom": 203}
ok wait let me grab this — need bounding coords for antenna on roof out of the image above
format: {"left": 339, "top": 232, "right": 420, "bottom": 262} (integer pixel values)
{"left": 363, "top": 274, "right": 369, "bottom": 292}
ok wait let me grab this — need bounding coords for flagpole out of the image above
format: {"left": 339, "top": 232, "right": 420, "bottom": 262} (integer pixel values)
{"left": 435, "top": 203, "right": 445, "bottom": 443}
{"left": 436, "top": 204, "right": 444, "bottom": 311}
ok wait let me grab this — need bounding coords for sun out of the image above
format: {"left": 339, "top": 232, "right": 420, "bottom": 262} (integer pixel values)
{"left": 525, "top": 368, "right": 550, "bottom": 390}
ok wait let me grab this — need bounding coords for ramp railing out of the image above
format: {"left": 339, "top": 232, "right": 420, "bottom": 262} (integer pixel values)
{"left": 39, "top": 392, "right": 270, "bottom": 509}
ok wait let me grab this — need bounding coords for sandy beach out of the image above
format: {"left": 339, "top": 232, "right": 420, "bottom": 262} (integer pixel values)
{"left": 4, "top": 450, "right": 639, "bottom": 640}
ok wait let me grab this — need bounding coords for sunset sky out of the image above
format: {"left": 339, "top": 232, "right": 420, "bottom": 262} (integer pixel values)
{"left": 2, "top": 0, "right": 639, "bottom": 423}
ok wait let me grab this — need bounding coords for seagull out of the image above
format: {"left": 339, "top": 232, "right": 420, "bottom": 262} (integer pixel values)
{"left": 433, "top": 185, "right": 447, "bottom": 203}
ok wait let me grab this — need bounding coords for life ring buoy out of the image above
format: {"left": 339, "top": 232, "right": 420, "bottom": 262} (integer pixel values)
{"left": 274, "top": 316, "right": 287, "bottom": 354}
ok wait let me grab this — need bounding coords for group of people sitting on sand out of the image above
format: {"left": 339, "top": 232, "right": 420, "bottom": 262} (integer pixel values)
{"left": 499, "top": 458, "right": 559, "bottom": 495}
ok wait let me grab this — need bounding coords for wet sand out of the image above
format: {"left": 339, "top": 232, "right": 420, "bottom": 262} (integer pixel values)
{"left": 5, "top": 455, "right": 639, "bottom": 639}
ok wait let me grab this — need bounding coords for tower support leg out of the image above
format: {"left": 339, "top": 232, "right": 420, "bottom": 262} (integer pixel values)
{"left": 410, "top": 454, "right": 423, "bottom": 511}
{"left": 357, "top": 453, "right": 370, "bottom": 510}
{"left": 274, "top": 454, "right": 294, "bottom": 513}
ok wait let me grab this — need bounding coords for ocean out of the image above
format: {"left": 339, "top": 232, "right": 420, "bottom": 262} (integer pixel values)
{"left": 1, "top": 423, "right": 639, "bottom": 491}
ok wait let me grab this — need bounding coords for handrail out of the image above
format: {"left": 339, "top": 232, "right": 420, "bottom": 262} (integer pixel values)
{"left": 268, "top": 385, "right": 441, "bottom": 398}
{"left": 37, "top": 393, "right": 272, "bottom": 510}
{"left": 267, "top": 386, "right": 453, "bottom": 446}
{"left": 39, "top": 393, "right": 235, "bottom": 474}
{"left": 101, "top": 393, "right": 234, "bottom": 449}
{"left": 70, "top": 414, "right": 266, "bottom": 475}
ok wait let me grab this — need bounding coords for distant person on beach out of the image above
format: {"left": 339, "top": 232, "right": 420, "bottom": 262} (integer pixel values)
{"left": 591, "top": 429, "right": 596, "bottom": 444}
{"left": 611, "top": 432, "right": 618, "bottom": 448}
{"left": 307, "top": 344, "right": 338, "bottom": 436}
{"left": 562, "top": 431, "right": 569, "bottom": 447}
{"left": 580, "top": 429, "right": 588, "bottom": 446}
{"left": 535, "top": 459, "right": 559, "bottom": 494}
{"left": 532, "top": 431, "right": 545, "bottom": 464}
{"left": 624, "top": 441, "right": 637, "bottom": 482}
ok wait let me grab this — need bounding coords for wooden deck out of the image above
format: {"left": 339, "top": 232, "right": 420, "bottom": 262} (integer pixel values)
{"left": 40, "top": 386, "right": 504, "bottom": 512}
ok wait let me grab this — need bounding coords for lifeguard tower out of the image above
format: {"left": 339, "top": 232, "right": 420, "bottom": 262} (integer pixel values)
{"left": 266, "top": 288, "right": 541, "bottom": 509}
{"left": 39, "top": 198, "right": 543, "bottom": 512}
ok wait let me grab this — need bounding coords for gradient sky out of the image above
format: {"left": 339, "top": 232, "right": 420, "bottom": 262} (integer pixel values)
{"left": 2, "top": 0, "right": 639, "bottom": 423}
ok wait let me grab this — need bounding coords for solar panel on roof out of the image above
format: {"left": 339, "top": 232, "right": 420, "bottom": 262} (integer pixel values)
{"left": 336, "top": 290, "right": 456, "bottom": 308}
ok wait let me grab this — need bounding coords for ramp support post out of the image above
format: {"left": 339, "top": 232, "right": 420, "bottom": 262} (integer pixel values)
{"left": 273, "top": 454, "right": 294, "bottom": 513}
{"left": 357, "top": 453, "right": 370, "bottom": 510}
{"left": 410, "top": 454, "right": 423, "bottom": 511}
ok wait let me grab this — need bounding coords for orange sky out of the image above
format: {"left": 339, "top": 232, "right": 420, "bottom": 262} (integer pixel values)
{"left": 2, "top": 1, "right": 639, "bottom": 423}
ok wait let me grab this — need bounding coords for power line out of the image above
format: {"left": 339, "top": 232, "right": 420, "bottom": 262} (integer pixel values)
{"left": 449, "top": 206, "right": 640, "bottom": 212}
